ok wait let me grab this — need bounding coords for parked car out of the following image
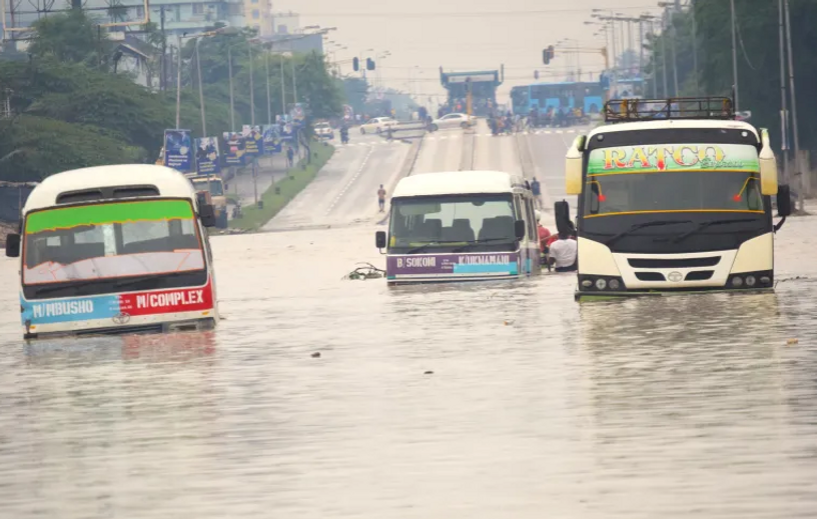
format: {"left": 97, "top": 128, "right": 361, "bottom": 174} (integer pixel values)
{"left": 360, "top": 117, "right": 398, "bottom": 134}
{"left": 430, "top": 113, "right": 473, "bottom": 131}
{"left": 314, "top": 122, "right": 335, "bottom": 139}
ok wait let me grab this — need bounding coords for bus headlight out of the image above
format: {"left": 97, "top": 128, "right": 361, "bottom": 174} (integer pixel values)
{"left": 595, "top": 279, "right": 607, "bottom": 290}
{"left": 608, "top": 279, "right": 621, "bottom": 290}
{"left": 728, "top": 271, "right": 773, "bottom": 289}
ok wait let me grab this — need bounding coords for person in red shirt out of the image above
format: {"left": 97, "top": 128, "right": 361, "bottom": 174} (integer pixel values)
{"left": 536, "top": 210, "right": 551, "bottom": 253}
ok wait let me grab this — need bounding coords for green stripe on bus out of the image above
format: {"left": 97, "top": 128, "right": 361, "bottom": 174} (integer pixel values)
{"left": 26, "top": 200, "right": 194, "bottom": 234}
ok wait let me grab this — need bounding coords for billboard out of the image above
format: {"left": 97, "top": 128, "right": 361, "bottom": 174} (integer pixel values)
{"left": 262, "top": 124, "right": 282, "bottom": 154}
{"left": 195, "top": 137, "right": 220, "bottom": 174}
{"left": 242, "top": 125, "right": 264, "bottom": 156}
{"left": 222, "top": 132, "right": 246, "bottom": 166}
{"left": 163, "top": 129, "right": 193, "bottom": 172}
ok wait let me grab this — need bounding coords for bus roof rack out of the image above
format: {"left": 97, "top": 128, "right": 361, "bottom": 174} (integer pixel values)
{"left": 604, "top": 97, "right": 735, "bottom": 123}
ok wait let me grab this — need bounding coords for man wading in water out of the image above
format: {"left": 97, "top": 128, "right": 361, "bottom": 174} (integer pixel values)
{"left": 377, "top": 185, "right": 387, "bottom": 212}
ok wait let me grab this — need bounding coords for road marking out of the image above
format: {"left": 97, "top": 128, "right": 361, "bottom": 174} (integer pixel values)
{"left": 544, "top": 131, "right": 552, "bottom": 134}
{"left": 325, "top": 146, "right": 374, "bottom": 215}
{"left": 566, "top": 129, "right": 575, "bottom": 134}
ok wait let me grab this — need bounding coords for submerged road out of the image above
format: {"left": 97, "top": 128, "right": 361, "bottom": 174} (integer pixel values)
{"left": 2, "top": 120, "right": 817, "bottom": 518}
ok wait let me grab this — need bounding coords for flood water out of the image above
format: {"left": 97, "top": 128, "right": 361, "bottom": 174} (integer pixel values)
{"left": 1, "top": 215, "right": 817, "bottom": 518}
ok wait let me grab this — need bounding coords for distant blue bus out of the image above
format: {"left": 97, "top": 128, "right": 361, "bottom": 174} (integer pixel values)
{"left": 511, "top": 81, "right": 604, "bottom": 115}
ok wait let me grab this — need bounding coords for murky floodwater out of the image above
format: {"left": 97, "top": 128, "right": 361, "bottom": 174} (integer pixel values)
{"left": 1, "top": 217, "right": 817, "bottom": 518}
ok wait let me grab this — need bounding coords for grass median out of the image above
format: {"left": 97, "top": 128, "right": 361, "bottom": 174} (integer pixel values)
{"left": 228, "top": 142, "right": 334, "bottom": 231}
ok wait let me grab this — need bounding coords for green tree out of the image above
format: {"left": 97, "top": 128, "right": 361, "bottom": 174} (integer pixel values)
{"left": 0, "top": 116, "right": 144, "bottom": 182}
{"left": 27, "top": 10, "right": 114, "bottom": 70}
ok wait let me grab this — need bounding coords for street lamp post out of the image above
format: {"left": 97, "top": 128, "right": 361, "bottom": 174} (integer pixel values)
{"left": 783, "top": 0, "right": 803, "bottom": 210}
{"left": 228, "top": 46, "right": 235, "bottom": 131}
{"left": 175, "top": 35, "right": 182, "bottom": 128}
{"left": 195, "top": 38, "right": 206, "bottom": 136}
{"left": 265, "top": 51, "right": 272, "bottom": 124}
{"left": 249, "top": 42, "right": 255, "bottom": 126}
{"left": 730, "top": 0, "right": 740, "bottom": 110}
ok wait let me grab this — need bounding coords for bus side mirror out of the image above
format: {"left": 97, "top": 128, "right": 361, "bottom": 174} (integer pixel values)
{"left": 759, "top": 129, "right": 778, "bottom": 195}
{"left": 554, "top": 200, "right": 573, "bottom": 235}
{"left": 5, "top": 233, "right": 20, "bottom": 258}
{"left": 375, "top": 231, "right": 387, "bottom": 249}
{"left": 565, "top": 136, "right": 584, "bottom": 195}
{"left": 777, "top": 184, "right": 792, "bottom": 217}
{"left": 200, "top": 204, "right": 217, "bottom": 227}
{"left": 514, "top": 220, "right": 526, "bottom": 240}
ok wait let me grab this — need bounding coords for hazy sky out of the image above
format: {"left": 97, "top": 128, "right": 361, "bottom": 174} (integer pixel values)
{"left": 276, "top": 0, "right": 666, "bottom": 104}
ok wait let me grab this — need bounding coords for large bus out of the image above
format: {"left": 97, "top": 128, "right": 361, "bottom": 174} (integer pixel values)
{"left": 440, "top": 69, "right": 502, "bottom": 117}
{"left": 4, "top": 165, "right": 220, "bottom": 339}
{"left": 557, "top": 97, "right": 792, "bottom": 301}
{"left": 375, "top": 171, "right": 541, "bottom": 284}
{"left": 511, "top": 81, "right": 604, "bottom": 115}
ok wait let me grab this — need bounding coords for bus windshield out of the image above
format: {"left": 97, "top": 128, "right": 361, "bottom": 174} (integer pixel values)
{"left": 389, "top": 194, "right": 517, "bottom": 253}
{"left": 23, "top": 199, "right": 204, "bottom": 286}
{"left": 584, "top": 143, "right": 764, "bottom": 217}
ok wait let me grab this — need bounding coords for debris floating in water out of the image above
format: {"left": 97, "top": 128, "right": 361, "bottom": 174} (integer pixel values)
{"left": 344, "top": 262, "right": 386, "bottom": 280}
{"left": 504, "top": 319, "right": 515, "bottom": 326}
{"left": 424, "top": 371, "right": 434, "bottom": 375}
{"left": 311, "top": 352, "right": 321, "bottom": 358}
{"left": 786, "top": 338, "right": 799, "bottom": 345}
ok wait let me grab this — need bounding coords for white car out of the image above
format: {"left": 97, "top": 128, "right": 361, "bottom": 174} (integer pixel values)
{"left": 430, "top": 113, "right": 473, "bottom": 131}
{"left": 360, "top": 117, "right": 398, "bottom": 134}
{"left": 314, "top": 122, "right": 334, "bottom": 139}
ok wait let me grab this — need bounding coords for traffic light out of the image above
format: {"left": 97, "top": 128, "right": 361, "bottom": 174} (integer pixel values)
{"left": 366, "top": 58, "right": 375, "bottom": 71}
{"left": 353, "top": 57, "right": 360, "bottom": 71}
{"left": 543, "top": 45, "right": 555, "bottom": 65}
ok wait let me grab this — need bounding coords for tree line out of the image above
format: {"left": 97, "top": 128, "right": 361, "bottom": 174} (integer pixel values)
{"left": 0, "top": 10, "right": 359, "bottom": 182}
{"left": 645, "top": 0, "right": 817, "bottom": 156}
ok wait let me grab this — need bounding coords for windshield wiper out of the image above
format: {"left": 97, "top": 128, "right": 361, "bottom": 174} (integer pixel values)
{"left": 405, "top": 238, "right": 512, "bottom": 254}
{"left": 451, "top": 238, "right": 515, "bottom": 252}
{"left": 604, "top": 220, "right": 692, "bottom": 246}
{"left": 671, "top": 218, "right": 759, "bottom": 244}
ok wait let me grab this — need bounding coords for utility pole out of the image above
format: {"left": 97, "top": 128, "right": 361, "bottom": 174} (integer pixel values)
{"left": 650, "top": 20, "right": 658, "bottom": 98}
{"left": 159, "top": 7, "right": 167, "bottom": 91}
{"left": 784, "top": 0, "right": 802, "bottom": 211}
{"left": 291, "top": 56, "right": 298, "bottom": 104}
{"left": 730, "top": 0, "right": 740, "bottom": 111}
{"left": 248, "top": 42, "right": 255, "bottom": 126}
{"left": 228, "top": 46, "right": 235, "bottom": 131}
{"left": 660, "top": 13, "right": 668, "bottom": 97}
{"left": 195, "top": 38, "right": 206, "bottom": 135}
{"left": 280, "top": 56, "right": 286, "bottom": 118}
{"left": 638, "top": 19, "right": 644, "bottom": 81}
{"left": 778, "top": 0, "right": 789, "bottom": 184}
{"left": 265, "top": 51, "right": 272, "bottom": 124}
{"left": 175, "top": 35, "right": 182, "bottom": 128}
{"left": 669, "top": 9, "right": 679, "bottom": 96}
{"left": 691, "top": 0, "right": 699, "bottom": 96}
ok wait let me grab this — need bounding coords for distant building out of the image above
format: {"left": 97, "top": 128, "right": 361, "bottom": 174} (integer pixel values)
{"left": 246, "top": 0, "right": 274, "bottom": 37}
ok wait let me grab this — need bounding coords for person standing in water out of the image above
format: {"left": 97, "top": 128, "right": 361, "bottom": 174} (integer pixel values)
{"left": 377, "top": 185, "right": 387, "bottom": 212}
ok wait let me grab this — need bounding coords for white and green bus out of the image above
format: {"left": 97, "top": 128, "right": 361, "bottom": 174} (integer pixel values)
{"left": 557, "top": 97, "right": 792, "bottom": 301}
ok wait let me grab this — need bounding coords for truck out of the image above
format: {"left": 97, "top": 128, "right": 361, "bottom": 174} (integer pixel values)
{"left": 186, "top": 174, "right": 228, "bottom": 229}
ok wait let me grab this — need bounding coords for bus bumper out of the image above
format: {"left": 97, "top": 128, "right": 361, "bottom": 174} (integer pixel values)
{"left": 575, "top": 285, "right": 775, "bottom": 302}
{"left": 23, "top": 317, "right": 217, "bottom": 340}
